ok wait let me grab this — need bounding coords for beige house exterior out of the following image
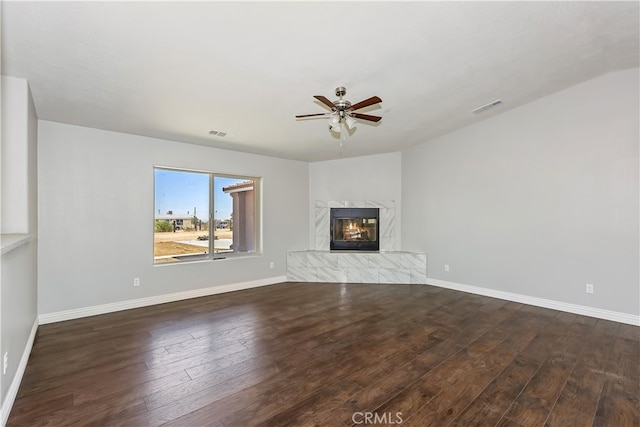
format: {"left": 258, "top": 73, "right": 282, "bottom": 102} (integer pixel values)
{"left": 222, "top": 180, "right": 255, "bottom": 252}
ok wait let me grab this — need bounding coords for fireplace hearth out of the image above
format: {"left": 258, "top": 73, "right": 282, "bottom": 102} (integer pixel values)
{"left": 330, "top": 208, "right": 379, "bottom": 251}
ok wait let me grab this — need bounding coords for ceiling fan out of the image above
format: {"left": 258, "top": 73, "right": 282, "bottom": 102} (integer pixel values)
{"left": 295, "top": 87, "right": 382, "bottom": 133}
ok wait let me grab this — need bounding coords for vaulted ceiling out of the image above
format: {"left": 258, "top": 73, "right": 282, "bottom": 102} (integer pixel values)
{"left": 2, "top": 1, "right": 638, "bottom": 161}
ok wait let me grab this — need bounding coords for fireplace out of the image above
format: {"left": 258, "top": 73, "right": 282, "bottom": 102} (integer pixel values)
{"left": 330, "top": 208, "right": 379, "bottom": 251}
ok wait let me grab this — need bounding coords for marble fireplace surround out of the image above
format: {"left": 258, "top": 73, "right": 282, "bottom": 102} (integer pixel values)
{"left": 286, "top": 200, "right": 427, "bottom": 285}
{"left": 314, "top": 200, "right": 396, "bottom": 251}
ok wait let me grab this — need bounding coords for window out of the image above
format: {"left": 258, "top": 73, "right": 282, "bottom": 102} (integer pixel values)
{"left": 154, "top": 167, "right": 260, "bottom": 264}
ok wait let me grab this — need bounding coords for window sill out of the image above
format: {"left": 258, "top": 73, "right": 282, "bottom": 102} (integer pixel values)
{"left": 1, "top": 233, "right": 35, "bottom": 255}
{"left": 153, "top": 252, "right": 262, "bottom": 266}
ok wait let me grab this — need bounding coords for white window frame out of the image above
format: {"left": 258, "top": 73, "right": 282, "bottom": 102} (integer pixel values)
{"left": 153, "top": 166, "right": 261, "bottom": 264}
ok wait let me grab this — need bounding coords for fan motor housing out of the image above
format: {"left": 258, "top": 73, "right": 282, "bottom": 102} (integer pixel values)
{"left": 334, "top": 100, "right": 352, "bottom": 111}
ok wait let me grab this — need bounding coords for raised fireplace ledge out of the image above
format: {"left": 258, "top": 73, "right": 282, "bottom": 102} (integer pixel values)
{"left": 286, "top": 250, "right": 427, "bottom": 284}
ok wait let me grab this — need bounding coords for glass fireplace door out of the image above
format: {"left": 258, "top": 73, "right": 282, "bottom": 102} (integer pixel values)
{"left": 330, "top": 208, "right": 380, "bottom": 251}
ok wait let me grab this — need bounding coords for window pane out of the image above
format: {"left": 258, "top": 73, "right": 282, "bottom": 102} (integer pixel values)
{"left": 214, "top": 177, "right": 256, "bottom": 255}
{"left": 154, "top": 169, "right": 210, "bottom": 263}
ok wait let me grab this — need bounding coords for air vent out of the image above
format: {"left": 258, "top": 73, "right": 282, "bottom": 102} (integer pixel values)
{"left": 472, "top": 99, "right": 503, "bottom": 114}
{"left": 209, "top": 130, "right": 227, "bottom": 137}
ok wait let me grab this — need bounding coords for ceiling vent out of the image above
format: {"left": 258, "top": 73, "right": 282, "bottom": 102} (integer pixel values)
{"left": 209, "top": 130, "right": 227, "bottom": 137}
{"left": 472, "top": 99, "right": 502, "bottom": 114}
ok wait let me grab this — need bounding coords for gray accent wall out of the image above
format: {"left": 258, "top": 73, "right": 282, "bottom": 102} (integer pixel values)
{"left": 401, "top": 69, "right": 639, "bottom": 316}
{"left": 37, "top": 121, "right": 309, "bottom": 315}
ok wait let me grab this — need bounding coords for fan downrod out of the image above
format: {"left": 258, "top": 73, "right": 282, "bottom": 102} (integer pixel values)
{"left": 333, "top": 87, "right": 351, "bottom": 111}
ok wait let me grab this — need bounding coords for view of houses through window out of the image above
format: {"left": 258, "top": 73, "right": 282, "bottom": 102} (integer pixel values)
{"left": 154, "top": 168, "right": 258, "bottom": 264}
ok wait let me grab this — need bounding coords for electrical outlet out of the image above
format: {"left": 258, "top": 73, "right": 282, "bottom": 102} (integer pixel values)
{"left": 269, "top": 262, "right": 275, "bottom": 269}
{"left": 3, "top": 352, "right": 8, "bottom": 375}
{"left": 586, "top": 283, "right": 594, "bottom": 294}
{"left": 444, "top": 264, "right": 450, "bottom": 272}
{"left": 133, "top": 277, "right": 141, "bottom": 287}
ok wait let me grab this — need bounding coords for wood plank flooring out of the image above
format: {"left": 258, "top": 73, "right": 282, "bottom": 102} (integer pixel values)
{"left": 8, "top": 282, "right": 639, "bottom": 426}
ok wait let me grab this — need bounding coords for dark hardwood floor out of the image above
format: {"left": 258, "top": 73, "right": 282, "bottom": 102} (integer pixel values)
{"left": 8, "top": 282, "right": 639, "bottom": 426}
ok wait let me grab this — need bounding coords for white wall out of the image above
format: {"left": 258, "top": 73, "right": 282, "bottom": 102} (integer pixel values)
{"left": 402, "top": 69, "right": 639, "bottom": 316}
{"left": 308, "top": 152, "right": 402, "bottom": 248}
{"left": 1, "top": 77, "right": 38, "bottom": 416}
{"left": 37, "top": 121, "right": 308, "bottom": 315}
{"left": 1, "top": 76, "right": 37, "bottom": 233}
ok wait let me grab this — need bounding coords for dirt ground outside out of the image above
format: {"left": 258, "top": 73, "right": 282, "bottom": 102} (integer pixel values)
{"left": 154, "top": 228, "right": 233, "bottom": 261}
{"left": 154, "top": 229, "right": 232, "bottom": 242}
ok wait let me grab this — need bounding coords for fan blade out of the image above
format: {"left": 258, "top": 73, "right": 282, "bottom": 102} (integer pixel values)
{"left": 350, "top": 96, "right": 382, "bottom": 111}
{"left": 313, "top": 95, "right": 336, "bottom": 110}
{"left": 351, "top": 112, "right": 382, "bottom": 122}
{"left": 295, "top": 113, "right": 328, "bottom": 118}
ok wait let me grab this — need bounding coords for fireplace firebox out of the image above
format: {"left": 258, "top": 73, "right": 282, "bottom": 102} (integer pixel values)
{"left": 330, "top": 208, "right": 379, "bottom": 251}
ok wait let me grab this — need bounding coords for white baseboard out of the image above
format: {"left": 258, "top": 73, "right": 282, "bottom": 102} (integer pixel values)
{"left": 1, "top": 319, "right": 39, "bottom": 427}
{"left": 426, "top": 277, "right": 640, "bottom": 326}
{"left": 38, "top": 276, "right": 287, "bottom": 325}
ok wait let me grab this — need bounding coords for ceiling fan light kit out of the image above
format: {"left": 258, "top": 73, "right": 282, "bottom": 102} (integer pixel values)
{"left": 296, "top": 86, "right": 382, "bottom": 136}
{"left": 329, "top": 114, "right": 341, "bottom": 133}
{"left": 345, "top": 115, "right": 357, "bottom": 129}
